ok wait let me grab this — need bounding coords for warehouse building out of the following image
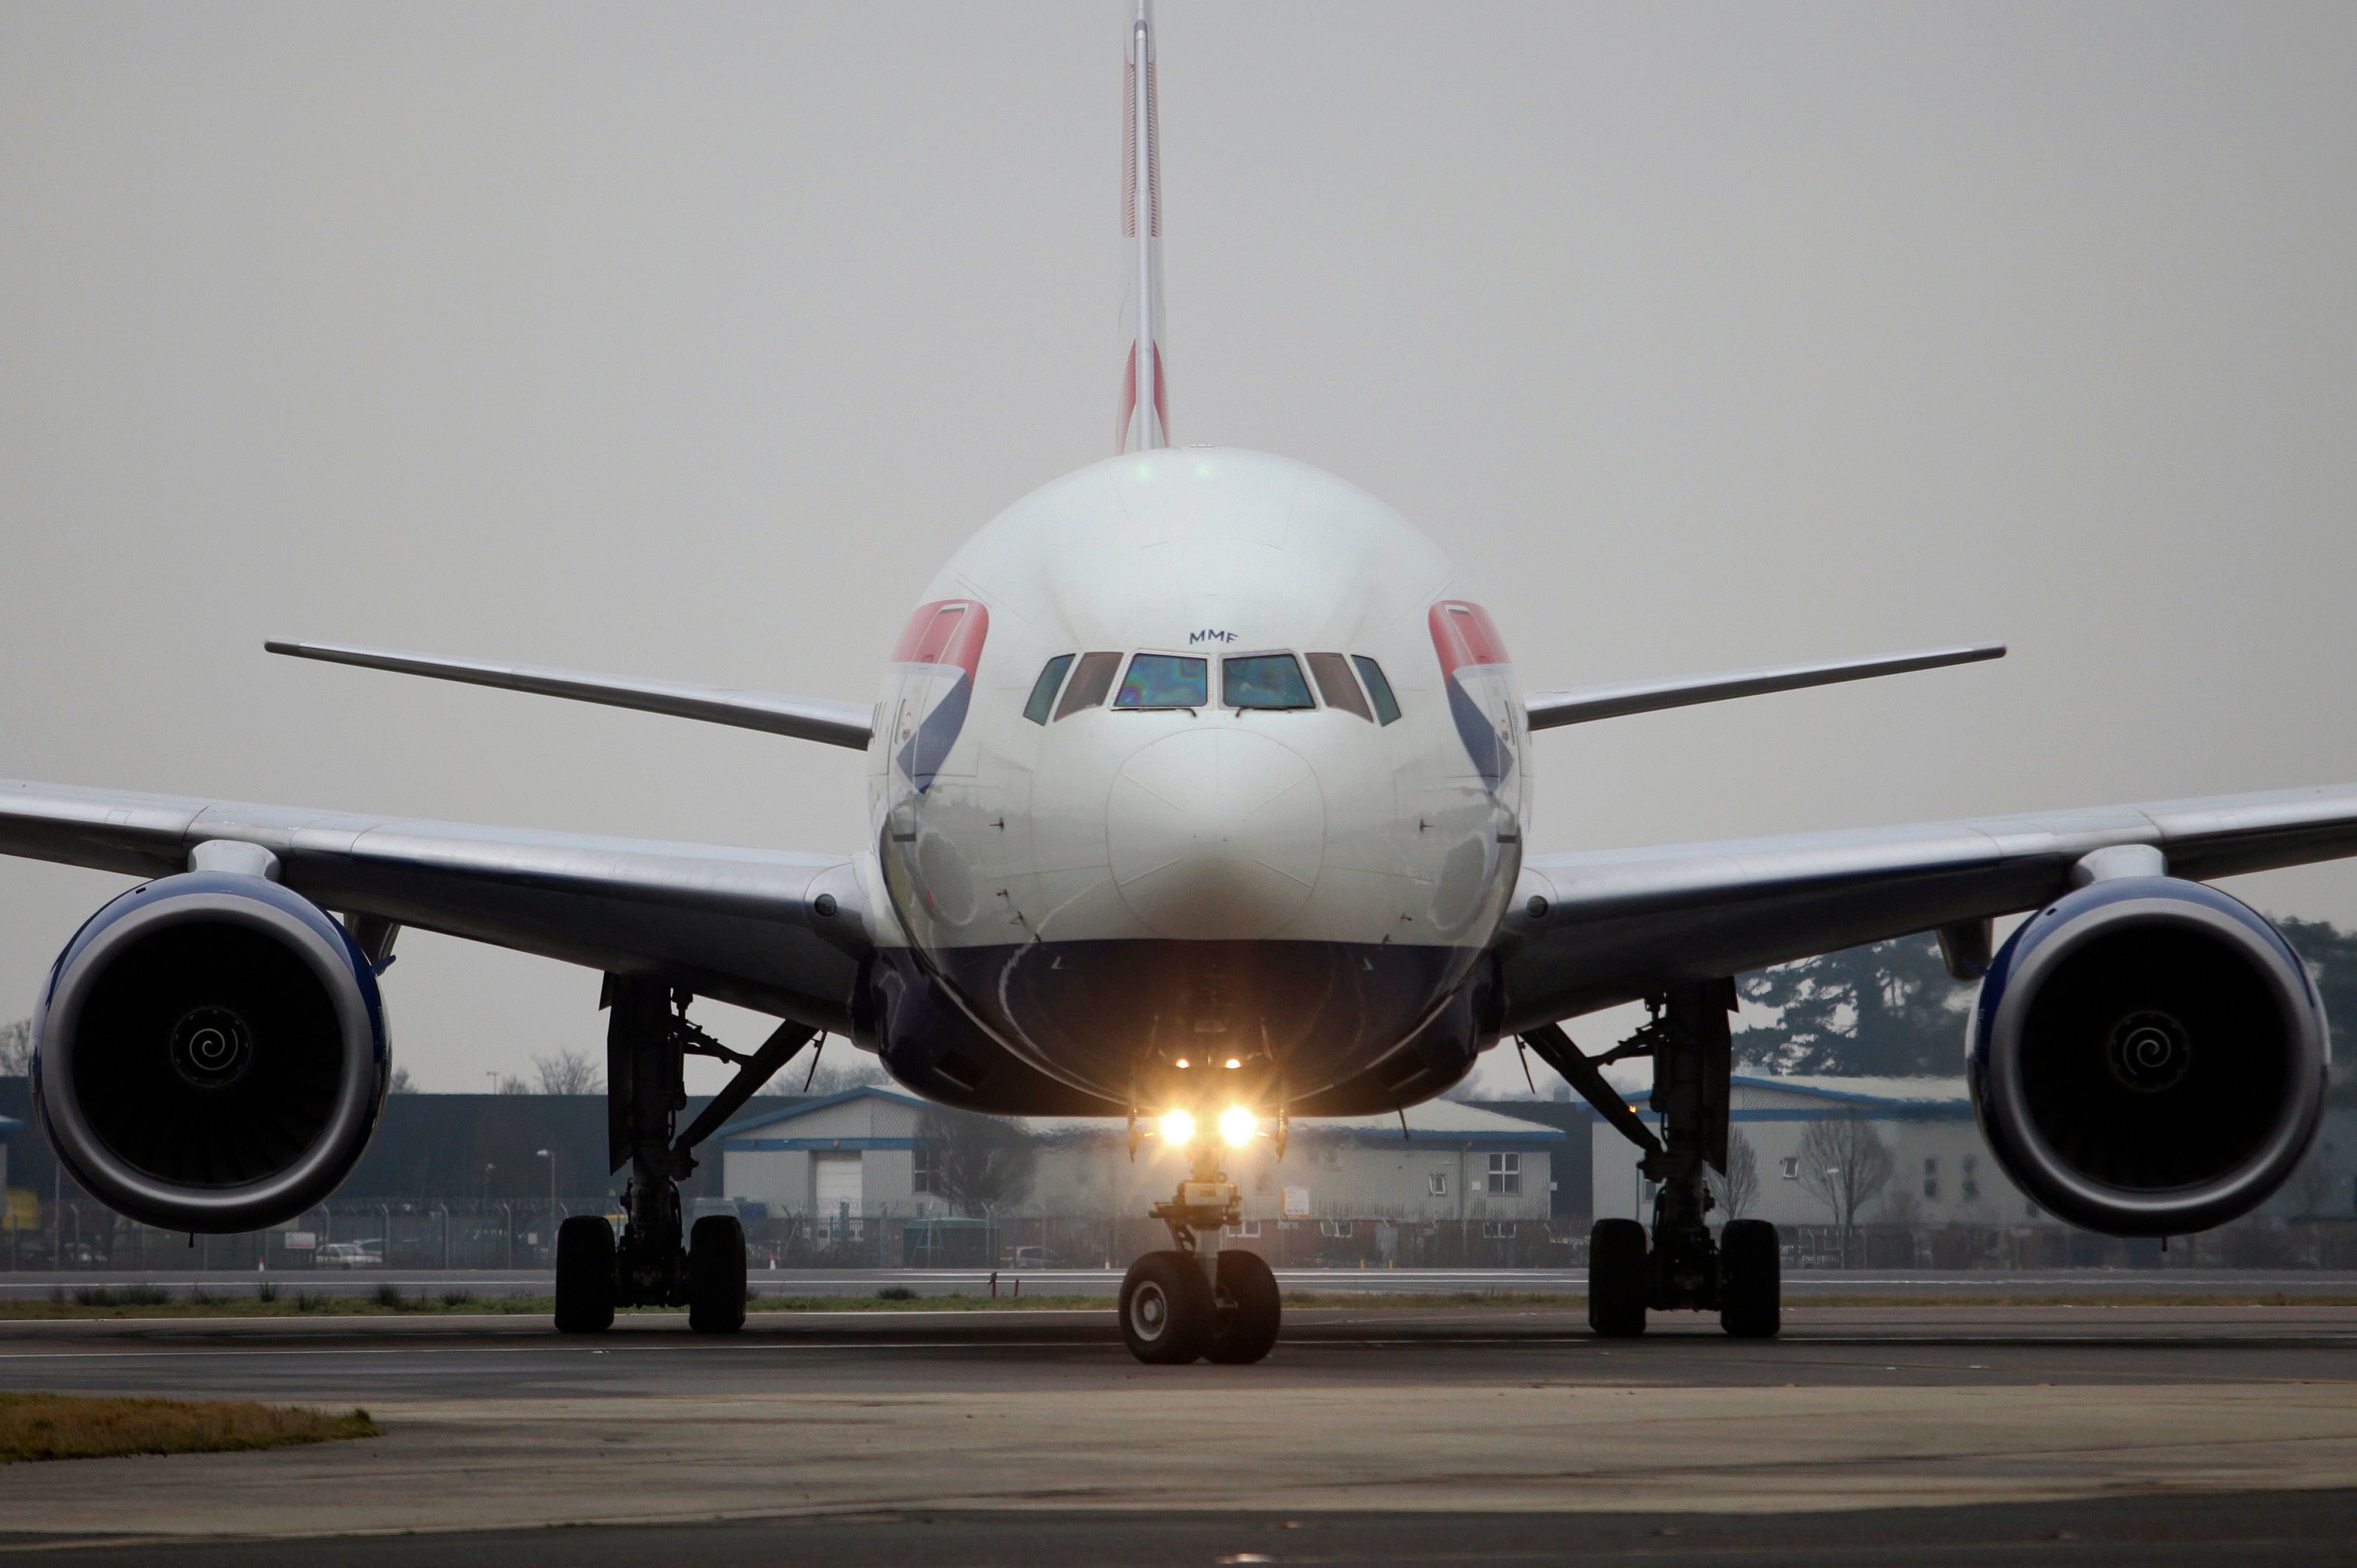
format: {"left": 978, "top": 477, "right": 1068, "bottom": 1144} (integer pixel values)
{"left": 1590, "top": 1075, "right": 2028, "bottom": 1230}
{"left": 718, "top": 1087, "right": 1567, "bottom": 1261}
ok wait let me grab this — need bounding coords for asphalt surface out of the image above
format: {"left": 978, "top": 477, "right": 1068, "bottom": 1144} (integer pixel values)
{"left": 4, "top": 1265, "right": 2354, "bottom": 1299}
{"left": 25, "top": 1492, "right": 2357, "bottom": 1568}
{"left": 0, "top": 1303, "right": 2351, "bottom": 1563}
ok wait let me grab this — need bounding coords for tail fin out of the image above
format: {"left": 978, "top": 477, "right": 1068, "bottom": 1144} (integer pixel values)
{"left": 1118, "top": 0, "right": 1169, "bottom": 452}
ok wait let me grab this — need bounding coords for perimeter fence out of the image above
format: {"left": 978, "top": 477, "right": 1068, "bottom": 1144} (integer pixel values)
{"left": 4, "top": 1202, "right": 2354, "bottom": 1273}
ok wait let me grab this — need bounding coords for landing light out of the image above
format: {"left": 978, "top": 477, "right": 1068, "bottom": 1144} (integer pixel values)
{"left": 1218, "top": 1106, "right": 1257, "bottom": 1147}
{"left": 1160, "top": 1109, "right": 1196, "bottom": 1147}
{"left": 1224, "top": 1057, "right": 1241, "bottom": 1069}
{"left": 1174, "top": 1058, "right": 1190, "bottom": 1069}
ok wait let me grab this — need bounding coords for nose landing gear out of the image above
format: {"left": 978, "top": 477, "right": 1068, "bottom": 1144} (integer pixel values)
{"left": 1118, "top": 1142, "right": 1281, "bottom": 1365}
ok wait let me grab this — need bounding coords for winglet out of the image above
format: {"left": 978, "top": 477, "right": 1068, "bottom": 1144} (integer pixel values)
{"left": 1118, "top": 0, "right": 1170, "bottom": 452}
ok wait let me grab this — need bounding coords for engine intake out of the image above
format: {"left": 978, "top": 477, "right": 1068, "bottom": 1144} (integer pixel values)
{"left": 33, "top": 872, "right": 389, "bottom": 1233}
{"left": 1970, "top": 876, "right": 2326, "bottom": 1236}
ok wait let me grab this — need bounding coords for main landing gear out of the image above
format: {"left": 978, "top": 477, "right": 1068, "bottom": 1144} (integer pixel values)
{"left": 1523, "top": 981, "right": 1780, "bottom": 1341}
{"left": 1118, "top": 1142, "right": 1281, "bottom": 1365}
{"left": 554, "top": 976, "right": 814, "bottom": 1336}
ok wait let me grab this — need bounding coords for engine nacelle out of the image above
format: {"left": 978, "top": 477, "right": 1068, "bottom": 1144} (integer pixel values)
{"left": 32, "top": 872, "right": 390, "bottom": 1233}
{"left": 1970, "top": 876, "right": 2327, "bottom": 1236}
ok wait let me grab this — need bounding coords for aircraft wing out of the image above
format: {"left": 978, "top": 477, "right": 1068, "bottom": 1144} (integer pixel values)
{"left": 1497, "top": 782, "right": 2357, "bottom": 1032}
{"left": 266, "top": 639, "right": 874, "bottom": 750}
{"left": 1523, "top": 642, "right": 2004, "bottom": 730}
{"left": 0, "top": 778, "right": 867, "bottom": 1029}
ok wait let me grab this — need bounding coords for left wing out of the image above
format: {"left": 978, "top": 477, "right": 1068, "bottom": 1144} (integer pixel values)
{"left": 1497, "top": 782, "right": 2357, "bottom": 1032}
{"left": 266, "top": 639, "right": 874, "bottom": 750}
{"left": 0, "top": 779, "right": 868, "bottom": 1028}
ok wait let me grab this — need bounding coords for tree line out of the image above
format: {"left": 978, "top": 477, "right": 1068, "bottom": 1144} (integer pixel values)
{"left": 1733, "top": 917, "right": 2357, "bottom": 1078}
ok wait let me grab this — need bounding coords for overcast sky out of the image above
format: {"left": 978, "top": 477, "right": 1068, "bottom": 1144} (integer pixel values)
{"left": 3, "top": 3, "right": 2354, "bottom": 1095}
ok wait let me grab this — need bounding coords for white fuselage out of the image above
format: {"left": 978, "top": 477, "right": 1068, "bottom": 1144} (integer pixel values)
{"left": 859, "top": 448, "right": 1527, "bottom": 1119}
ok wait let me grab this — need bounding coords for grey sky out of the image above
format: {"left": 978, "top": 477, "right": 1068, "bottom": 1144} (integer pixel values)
{"left": 2, "top": 4, "right": 2353, "bottom": 1094}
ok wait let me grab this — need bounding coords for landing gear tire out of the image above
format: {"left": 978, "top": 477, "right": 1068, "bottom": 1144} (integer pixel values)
{"left": 1120, "top": 1250, "right": 1214, "bottom": 1364}
{"left": 1204, "top": 1250, "right": 1281, "bottom": 1365}
{"left": 1718, "top": 1218, "right": 1781, "bottom": 1339}
{"left": 1589, "top": 1217, "right": 1649, "bottom": 1339}
{"left": 687, "top": 1214, "right": 747, "bottom": 1335}
{"left": 554, "top": 1214, "right": 616, "bottom": 1335}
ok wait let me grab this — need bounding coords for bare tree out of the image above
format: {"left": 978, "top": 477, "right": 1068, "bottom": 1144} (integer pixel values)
{"left": 0, "top": 1019, "right": 31, "bottom": 1077}
{"left": 387, "top": 1066, "right": 417, "bottom": 1094}
{"left": 1708, "top": 1126, "right": 1761, "bottom": 1220}
{"left": 916, "top": 1104, "right": 1035, "bottom": 1217}
{"left": 1795, "top": 1114, "right": 1893, "bottom": 1266}
{"left": 532, "top": 1048, "right": 603, "bottom": 1095}
{"left": 753, "top": 1038, "right": 890, "bottom": 1098}
{"left": 495, "top": 1075, "right": 530, "bottom": 1095}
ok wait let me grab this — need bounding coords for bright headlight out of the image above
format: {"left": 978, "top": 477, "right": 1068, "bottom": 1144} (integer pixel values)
{"left": 1159, "top": 1109, "right": 1196, "bottom": 1147}
{"left": 1218, "top": 1106, "right": 1257, "bottom": 1147}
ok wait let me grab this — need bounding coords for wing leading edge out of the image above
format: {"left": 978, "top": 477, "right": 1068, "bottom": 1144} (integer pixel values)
{"left": 1497, "top": 781, "right": 2357, "bottom": 1032}
{"left": 0, "top": 778, "right": 868, "bottom": 1028}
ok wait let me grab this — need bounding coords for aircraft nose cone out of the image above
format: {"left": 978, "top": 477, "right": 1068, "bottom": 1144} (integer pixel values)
{"left": 1108, "top": 728, "right": 1326, "bottom": 940}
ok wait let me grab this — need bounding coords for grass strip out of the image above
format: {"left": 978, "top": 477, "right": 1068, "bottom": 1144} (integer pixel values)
{"left": 0, "top": 1392, "right": 377, "bottom": 1463}
{"left": 2, "top": 1288, "right": 2353, "bottom": 1321}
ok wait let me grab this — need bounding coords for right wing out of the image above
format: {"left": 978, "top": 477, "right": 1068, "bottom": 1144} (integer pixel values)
{"left": 1498, "top": 782, "right": 2357, "bottom": 1032}
{"left": 1523, "top": 642, "right": 2004, "bottom": 730}
{"left": 266, "top": 639, "right": 874, "bottom": 750}
{"left": 0, "top": 778, "right": 869, "bottom": 1028}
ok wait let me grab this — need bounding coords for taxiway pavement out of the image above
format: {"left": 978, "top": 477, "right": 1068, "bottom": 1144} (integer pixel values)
{"left": 0, "top": 1304, "right": 2351, "bottom": 1562}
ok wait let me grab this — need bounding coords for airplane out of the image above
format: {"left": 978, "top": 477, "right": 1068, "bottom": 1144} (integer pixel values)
{"left": 1, "top": 1, "right": 2346, "bottom": 1364}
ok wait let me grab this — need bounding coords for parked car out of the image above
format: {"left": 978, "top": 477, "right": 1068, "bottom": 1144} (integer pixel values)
{"left": 1004, "top": 1246, "right": 1061, "bottom": 1270}
{"left": 315, "top": 1242, "right": 383, "bottom": 1269}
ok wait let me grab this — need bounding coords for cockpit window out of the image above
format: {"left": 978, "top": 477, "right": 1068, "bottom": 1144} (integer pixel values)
{"left": 1116, "top": 654, "right": 1208, "bottom": 708}
{"left": 1022, "top": 654, "right": 1075, "bottom": 725}
{"left": 1353, "top": 656, "right": 1402, "bottom": 725}
{"left": 1223, "top": 653, "right": 1315, "bottom": 710}
{"left": 1054, "top": 652, "right": 1123, "bottom": 719}
{"left": 1306, "top": 653, "right": 1371, "bottom": 721}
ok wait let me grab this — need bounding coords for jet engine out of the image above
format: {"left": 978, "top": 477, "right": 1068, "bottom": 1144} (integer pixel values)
{"left": 32, "top": 871, "right": 390, "bottom": 1233}
{"left": 1970, "top": 875, "right": 2327, "bottom": 1236}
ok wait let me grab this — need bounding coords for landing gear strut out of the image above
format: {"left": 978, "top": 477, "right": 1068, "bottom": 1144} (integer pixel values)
{"left": 1523, "top": 981, "right": 1780, "bottom": 1341}
{"left": 1118, "top": 1140, "right": 1280, "bottom": 1365}
{"left": 553, "top": 976, "right": 814, "bottom": 1336}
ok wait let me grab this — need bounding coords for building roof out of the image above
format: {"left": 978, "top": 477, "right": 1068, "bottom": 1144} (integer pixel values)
{"left": 1019, "top": 1097, "right": 1566, "bottom": 1147}
{"left": 717, "top": 1085, "right": 932, "bottom": 1140}
{"left": 1733, "top": 1074, "right": 1969, "bottom": 1107}
{"left": 1559, "top": 1074, "right": 1973, "bottom": 1124}
{"left": 718, "top": 1085, "right": 1567, "bottom": 1148}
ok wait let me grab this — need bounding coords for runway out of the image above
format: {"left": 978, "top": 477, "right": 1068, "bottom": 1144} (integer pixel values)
{"left": 0, "top": 1303, "right": 2353, "bottom": 1563}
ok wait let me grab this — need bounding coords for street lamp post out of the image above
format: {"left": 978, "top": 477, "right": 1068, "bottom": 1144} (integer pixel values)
{"left": 1822, "top": 1167, "right": 1845, "bottom": 1267}
{"left": 536, "top": 1148, "right": 556, "bottom": 1263}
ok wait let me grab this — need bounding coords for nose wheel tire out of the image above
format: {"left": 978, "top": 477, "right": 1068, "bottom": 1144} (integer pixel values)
{"left": 1120, "top": 1250, "right": 1215, "bottom": 1364}
{"left": 1718, "top": 1218, "right": 1781, "bottom": 1339}
{"left": 1204, "top": 1249, "right": 1281, "bottom": 1364}
{"left": 687, "top": 1214, "right": 747, "bottom": 1334}
{"left": 554, "top": 1214, "right": 617, "bottom": 1335}
{"left": 1588, "top": 1217, "right": 1649, "bottom": 1339}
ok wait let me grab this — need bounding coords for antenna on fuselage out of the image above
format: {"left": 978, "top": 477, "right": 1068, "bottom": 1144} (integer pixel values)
{"left": 1118, "top": 0, "right": 1170, "bottom": 452}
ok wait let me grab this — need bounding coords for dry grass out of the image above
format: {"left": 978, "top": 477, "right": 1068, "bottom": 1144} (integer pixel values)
{"left": 0, "top": 1392, "right": 377, "bottom": 1463}
{"left": 0, "top": 1289, "right": 551, "bottom": 1321}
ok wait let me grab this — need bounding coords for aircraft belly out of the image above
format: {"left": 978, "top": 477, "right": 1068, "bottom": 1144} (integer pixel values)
{"left": 920, "top": 936, "right": 1489, "bottom": 1108}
